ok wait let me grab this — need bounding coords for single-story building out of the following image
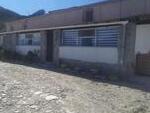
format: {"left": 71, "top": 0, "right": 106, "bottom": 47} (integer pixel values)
{"left": 0, "top": 0, "right": 150, "bottom": 75}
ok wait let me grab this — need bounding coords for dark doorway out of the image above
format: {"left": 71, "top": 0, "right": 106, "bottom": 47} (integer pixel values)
{"left": 47, "top": 30, "right": 53, "bottom": 62}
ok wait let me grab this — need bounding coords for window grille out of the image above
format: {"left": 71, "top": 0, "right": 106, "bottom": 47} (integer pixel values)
{"left": 61, "top": 25, "right": 121, "bottom": 47}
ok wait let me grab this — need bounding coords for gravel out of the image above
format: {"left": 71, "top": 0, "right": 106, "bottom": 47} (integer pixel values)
{"left": 0, "top": 61, "right": 149, "bottom": 113}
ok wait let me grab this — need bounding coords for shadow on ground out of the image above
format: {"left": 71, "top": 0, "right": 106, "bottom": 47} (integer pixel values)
{"left": 2, "top": 60, "right": 150, "bottom": 93}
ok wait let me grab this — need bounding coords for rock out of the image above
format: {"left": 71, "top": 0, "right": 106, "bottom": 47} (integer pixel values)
{"left": 16, "top": 95, "right": 23, "bottom": 98}
{"left": 46, "top": 110, "right": 52, "bottom": 113}
{"left": 45, "top": 95, "right": 58, "bottom": 101}
{"left": 2, "top": 93, "right": 6, "bottom": 96}
{"left": 2, "top": 98, "right": 7, "bottom": 103}
{"left": 14, "top": 110, "right": 19, "bottom": 113}
{"left": 40, "top": 93, "right": 48, "bottom": 98}
{"left": 34, "top": 91, "right": 42, "bottom": 95}
{"left": 17, "top": 100, "right": 27, "bottom": 105}
{"left": 30, "top": 105, "right": 38, "bottom": 110}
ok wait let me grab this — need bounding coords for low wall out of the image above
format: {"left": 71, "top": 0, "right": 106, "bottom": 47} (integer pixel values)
{"left": 59, "top": 47, "right": 118, "bottom": 64}
{"left": 135, "top": 24, "right": 150, "bottom": 54}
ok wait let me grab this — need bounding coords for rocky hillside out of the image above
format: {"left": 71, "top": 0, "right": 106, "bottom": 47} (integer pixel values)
{"left": 0, "top": 6, "right": 45, "bottom": 32}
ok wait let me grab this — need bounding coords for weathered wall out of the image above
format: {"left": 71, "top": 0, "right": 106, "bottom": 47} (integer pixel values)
{"left": 6, "top": 0, "right": 150, "bottom": 32}
{"left": 0, "top": 36, "right": 3, "bottom": 46}
{"left": 3, "top": 34, "right": 17, "bottom": 51}
{"left": 40, "top": 31, "right": 47, "bottom": 62}
{"left": 59, "top": 47, "right": 118, "bottom": 64}
{"left": 53, "top": 30, "right": 61, "bottom": 66}
{"left": 135, "top": 24, "right": 150, "bottom": 54}
{"left": 123, "top": 23, "right": 136, "bottom": 73}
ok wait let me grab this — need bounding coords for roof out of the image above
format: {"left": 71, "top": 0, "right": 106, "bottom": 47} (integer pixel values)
{"left": 2, "top": 0, "right": 150, "bottom": 34}
{"left": 6, "top": 0, "right": 118, "bottom": 24}
{"left": 0, "top": 21, "right": 128, "bottom": 35}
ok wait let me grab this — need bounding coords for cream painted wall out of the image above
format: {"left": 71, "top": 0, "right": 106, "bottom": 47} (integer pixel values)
{"left": 135, "top": 24, "right": 150, "bottom": 54}
{"left": 16, "top": 46, "right": 40, "bottom": 55}
{"left": 59, "top": 47, "right": 118, "bottom": 64}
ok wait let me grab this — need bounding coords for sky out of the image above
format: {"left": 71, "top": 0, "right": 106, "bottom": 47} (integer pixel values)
{"left": 0, "top": 0, "right": 105, "bottom": 16}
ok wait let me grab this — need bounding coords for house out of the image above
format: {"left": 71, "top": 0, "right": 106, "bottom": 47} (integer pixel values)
{"left": 0, "top": 0, "right": 150, "bottom": 75}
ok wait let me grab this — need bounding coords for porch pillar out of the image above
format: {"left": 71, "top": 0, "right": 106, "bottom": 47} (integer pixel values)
{"left": 53, "top": 29, "right": 61, "bottom": 66}
{"left": 123, "top": 23, "right": 136, "bottom": 74}
{"left": 40, "top": 31, "right": 47, "bottom": 62}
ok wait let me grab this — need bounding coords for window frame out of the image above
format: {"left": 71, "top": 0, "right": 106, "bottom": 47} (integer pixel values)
{"left": 17, "top": 32, "right": 41, "bottom": 46}
{"left": 61, "top": 26, "right": 121, "bottom": 48}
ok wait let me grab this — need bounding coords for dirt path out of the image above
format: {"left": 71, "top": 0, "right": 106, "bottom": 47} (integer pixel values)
{"left": 0, "top": 61, "right": 149, "bottom": 113}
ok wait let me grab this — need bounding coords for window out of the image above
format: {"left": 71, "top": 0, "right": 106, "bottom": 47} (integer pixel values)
{"left": 96, "top": 26, "right": 120, "bottom": 47}
{"left": 79, "top": 29, "right": 95, "bottom": 37}
{"left": 83, "top": 8, "right": 93, "bottom": 23}
{"left": 32, "top": 33, "right": 41, "bottom": 45}
{"left": 62, "top": 30, "right": 78, "bottom": 46}
{"left": 62, "top": 26, "right": 121, "bottom": 47}
{"left": 17, "top": 34, "right": 26, "bottom": 45}
{"left": 80, "top": 38, "right": 94, "bottom": 46}
{"left": 79, "top": 29, "right": 95, "bottom": 46}
{"left": 17, "top": 33, "right": 41, "bottom": 46}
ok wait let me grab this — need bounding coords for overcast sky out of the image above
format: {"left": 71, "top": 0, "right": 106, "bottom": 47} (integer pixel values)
{"left": 0, "top": 0, "right": 105, "bottom": 15}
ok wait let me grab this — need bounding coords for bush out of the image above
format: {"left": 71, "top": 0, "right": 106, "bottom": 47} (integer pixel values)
{"left": 0, "top": 47, "right": 24, "bottom": 61}
{"left": 0, "top": 47, "right": 40, "bottom": 63}
{"left": 25, "top": 51, "right": 40, "bottom": 63}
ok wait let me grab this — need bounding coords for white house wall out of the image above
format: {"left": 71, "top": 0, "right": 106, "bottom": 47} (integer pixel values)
{"left": 135, "top": 24, "right": 150, "bottom": 54}
{"left": 59, "top": 47, "right": 118, "bottom": 64}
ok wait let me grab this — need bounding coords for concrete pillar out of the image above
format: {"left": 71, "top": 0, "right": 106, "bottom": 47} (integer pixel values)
{"left": 11, "top": 34, "right": 17, "bottom": 51}
{"left": 123, "top": 23, "right": 136, "bottom": 74}
{"left": 40, "top": 31, "right": 47, "bottom": 62}
{"left": 53, "top": 29, "right": 61, "bottom": 66}
{"left": 118, "top": 25, "right": 125, "bottom": 66}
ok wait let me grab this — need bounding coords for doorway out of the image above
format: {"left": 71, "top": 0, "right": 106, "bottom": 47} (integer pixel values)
{"left": 47, "top": 30, "right": 53, "bottom": 62}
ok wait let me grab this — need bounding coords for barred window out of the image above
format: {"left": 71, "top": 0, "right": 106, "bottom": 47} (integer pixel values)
{"left": 78, "top": 29, "right": 95, "bottom": 46}
{"left": 62, "top": 30, "right": 78, "bottom": 46}
{"left": 61, "top": 25, "right": 121, "bottom": 47}
{"left": 96, "top": 26, "right": 120, "bottom": 47}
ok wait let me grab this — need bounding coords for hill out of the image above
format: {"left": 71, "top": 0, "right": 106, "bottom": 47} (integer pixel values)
{"left": 0, "top": 6, "right": 45, "bottom": 32}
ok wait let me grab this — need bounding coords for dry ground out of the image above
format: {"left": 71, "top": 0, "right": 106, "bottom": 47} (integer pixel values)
{"left": 0, "top": 61, "right": 149, "bottom": 113}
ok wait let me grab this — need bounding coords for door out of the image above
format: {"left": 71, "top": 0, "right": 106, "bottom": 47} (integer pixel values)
{"left": 136, "top": 53, "right": 150, "bottom": 75}
{"left": 47, "top": 31, "right": 53, "bottom": 62}
{"left": 135, "top": 25, "right": 150, "bottom": 75}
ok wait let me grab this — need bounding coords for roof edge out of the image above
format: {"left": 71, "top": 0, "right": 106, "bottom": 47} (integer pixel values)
{"left": 0, "top": 21, "right": 128, "bottom": 35}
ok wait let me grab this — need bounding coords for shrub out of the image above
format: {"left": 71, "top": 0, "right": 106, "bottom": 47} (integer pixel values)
{"left": 25, "top": 51, "right": 40, "bottom": 63}
{"left": 0, "top": 47, "right": 24, "bottom": 61}
{"left": 0, "top": 47, "right": 40, "bottom": 63}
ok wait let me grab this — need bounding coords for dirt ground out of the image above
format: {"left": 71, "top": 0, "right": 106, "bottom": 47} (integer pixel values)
{"left": 0, "top": 61, "right": 149, "bottom": 113}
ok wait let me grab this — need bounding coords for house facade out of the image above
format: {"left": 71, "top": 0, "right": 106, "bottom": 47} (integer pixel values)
{"left": 0, "top": 0, "right": 150, "bottom": 75}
